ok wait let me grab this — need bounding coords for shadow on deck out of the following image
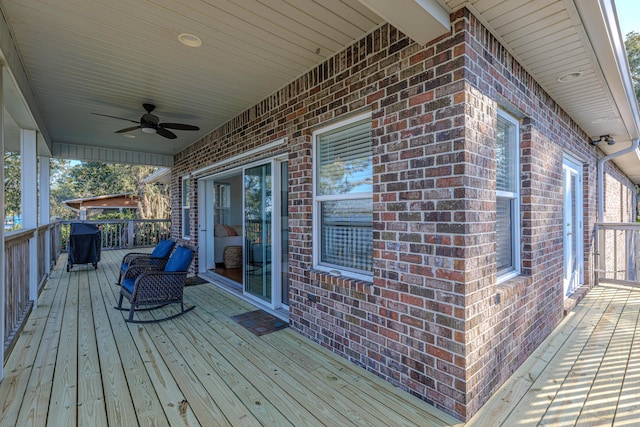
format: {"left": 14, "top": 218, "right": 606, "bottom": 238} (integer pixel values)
{"left": 468, "top": 281, "right": 640, "bottom": 426}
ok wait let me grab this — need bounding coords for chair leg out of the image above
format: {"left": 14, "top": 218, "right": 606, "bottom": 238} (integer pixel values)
{"left": 128, "top": 304, "right": 136, "bottom": 322}
{"left": 117, "top": 294, "right": 124, "bottom": 309}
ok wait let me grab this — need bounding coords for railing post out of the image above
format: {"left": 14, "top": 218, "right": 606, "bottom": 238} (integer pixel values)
{"left": 128, "top": 220, "right": 135, "bottom": 249}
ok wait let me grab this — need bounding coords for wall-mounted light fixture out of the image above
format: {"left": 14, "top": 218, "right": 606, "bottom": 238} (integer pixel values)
{"left": 591, "top": 135, "right": 616, "bottom": 146}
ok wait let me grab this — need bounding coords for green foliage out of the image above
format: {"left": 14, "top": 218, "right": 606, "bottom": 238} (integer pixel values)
{"left": 48, "top": 161, "right": 169, "bottom": 220}
{"left": 4, "top": 152, "right": 21, "bottom": 221}
{"left": 625, "top": 31, "right": 640, "bottom": 105}
{"left": 4, "top": 153, "right": 170, "bottom": 223}
{"left": 91, "top": 210, "right": 136, "bottom": 220}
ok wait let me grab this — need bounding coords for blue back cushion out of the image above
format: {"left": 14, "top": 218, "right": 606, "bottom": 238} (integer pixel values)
{"left": 122, "top": 278, "right": 136, "bottom": 293}
{"left": 164, "top": 246, "right": 193, "bottom": 272}
{"left": 151, "top": 239, "right": 175, "bottom": 258}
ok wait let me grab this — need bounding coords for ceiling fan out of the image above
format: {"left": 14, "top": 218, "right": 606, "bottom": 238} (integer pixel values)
{"left": 93, "top": 103, "right": 199, "bottom": 139}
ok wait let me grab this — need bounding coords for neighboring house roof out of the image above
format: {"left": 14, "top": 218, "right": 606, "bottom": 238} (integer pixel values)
{"left": 143, "top": 168, "right": 171, "bottom": 185}
{"left": 63, "top": 193, "right": 139, "bottom": 211}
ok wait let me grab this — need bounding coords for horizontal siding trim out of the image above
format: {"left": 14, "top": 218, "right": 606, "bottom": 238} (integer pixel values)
{"left": 52, "top": 142, "right": 173, "bottom": 167}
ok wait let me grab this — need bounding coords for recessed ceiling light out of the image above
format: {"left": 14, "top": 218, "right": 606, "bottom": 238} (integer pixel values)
{"left": 124, "top": 134, "right": 136, "bottom": 139}
{"left": 557, "top": 71, "right": 583, "bottom": 82}
{"left": 178, "top": 33, "right": 202, "bottom": 48}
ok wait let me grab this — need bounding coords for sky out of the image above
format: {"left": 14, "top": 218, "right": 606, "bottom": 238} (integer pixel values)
{"left": 616, "top": 0, "right": 639, "bottom": 36}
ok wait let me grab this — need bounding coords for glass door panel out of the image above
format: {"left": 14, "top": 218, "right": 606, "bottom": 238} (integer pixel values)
{"left": 562, "top": 156, "right": 583, "bottom": 297}
{"left": 244, "top": 163, "right": 272, "bottom": 302}
{"left": 280, "top": 161, "right": 289, "bottom": 306}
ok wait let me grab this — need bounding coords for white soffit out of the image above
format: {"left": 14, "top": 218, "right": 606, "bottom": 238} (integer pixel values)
{"left": 53, "top": 142, "right": 173, "bottom": 167}
{"left": 358, "top": 0, "right": 451, "bottom": 44}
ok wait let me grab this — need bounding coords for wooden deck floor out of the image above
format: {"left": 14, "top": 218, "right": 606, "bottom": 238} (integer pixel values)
{"left": 468, "top": 282, "right": 640, "bottom": 426}
{"left": 0, "top": 250, "right": 460, "bottom": 426}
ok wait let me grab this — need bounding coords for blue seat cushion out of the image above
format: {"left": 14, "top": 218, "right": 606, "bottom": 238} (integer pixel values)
{"left": 151, "top": 239, "right": 175, "bottom": 258}
{"left": 122, "top": 278, "right": 136, "bottom": 293}
{"left": 121, "top": 262, "right": 128, "bottom": 271}
{"left": 164, "top": 246, "right": 193, "bottom": 272}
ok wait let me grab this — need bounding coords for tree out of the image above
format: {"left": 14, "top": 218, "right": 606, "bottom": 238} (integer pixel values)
{"left": 50, "top": 161, "right": 170, "bottom": 220}
{"left": 625, "top": 31, "right": 640, "bottom": 104}
{"left": 4, "top": 152, "right": 21, "bottom": 228}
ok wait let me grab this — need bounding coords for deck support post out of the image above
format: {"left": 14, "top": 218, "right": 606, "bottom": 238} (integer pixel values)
{"left": 39, "top": 156, "right": 51, "bottom": 276}
{"left": 20, "top": 129, "right": 38, "bottom": 308}
{"left": 0, "top": 67, "right": 5, "bottom": 379}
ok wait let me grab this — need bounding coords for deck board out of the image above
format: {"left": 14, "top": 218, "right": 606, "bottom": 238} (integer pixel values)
{"left": 78, "top": 265, "right": 108, "bottom": 425}
{"left": 0, "top": 249, "right": 460, "bottom": 426}
{"left": 10, "top": 257, "right": 69, "bottom": 426}
{"left": 48, "top": 264, "right": 79, "bottom": 427}
{"left": 5, "top": 249, "right": 637, "bottom": 426}
{"left": 467, "top": 283, "right": 640, "bottom": 426}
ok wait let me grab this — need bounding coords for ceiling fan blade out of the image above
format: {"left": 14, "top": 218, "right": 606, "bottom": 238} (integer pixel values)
{"left": 156, "top": 127, "right": 177, "bottom": 139}
{"left": 160, "top": 123, "right": 199, "bottom": 131}
{"left": 115, "top": 126, "right": 141, "bottom": 133}
{"left": 92, "top": 113, "right": 139, "bottom": 124}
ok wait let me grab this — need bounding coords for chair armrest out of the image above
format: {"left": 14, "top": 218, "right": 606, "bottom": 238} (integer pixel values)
{"left": 129, "top": 256, "right": 168, "bottom": 268}
{"left": 123, "top": 264, "right": 161, "bottom": 280}
{"left": 122, "top": 252, "right": 153, "bottom": 265}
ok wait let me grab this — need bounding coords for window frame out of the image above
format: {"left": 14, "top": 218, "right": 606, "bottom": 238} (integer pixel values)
{"left": 312, "top": 111, "right": 373, "bottom": 281}
{"left": 181, "top": 175, "right": 191, "bottom": 240}
{"left": 213, "top": 183, "right": 231, "bottom": 225}
{"left": 496, "top": 109, "right": 521, "bottom": 282}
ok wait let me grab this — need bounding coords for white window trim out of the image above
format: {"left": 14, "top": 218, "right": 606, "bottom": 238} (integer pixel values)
{"left": 496, "top": 109, "right": 521, "bottom": 283}
{"left": 182, "top": 175, "right": 191, "bottom": 240}
{"left": 312, "top": 111, "right": 373, "bottom": 282}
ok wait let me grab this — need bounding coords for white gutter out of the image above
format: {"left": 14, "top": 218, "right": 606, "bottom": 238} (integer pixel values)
{"left": 597, "top": 139, "right": 640, "bottom": 222}
{"left": 594, "top": 0, "right": 640, "bottom": 222}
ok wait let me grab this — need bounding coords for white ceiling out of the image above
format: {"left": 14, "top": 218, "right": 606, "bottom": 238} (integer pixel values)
{"left": 0, "top": 0, "right": 638, "bottom": 178}
{"left": 0, "top": 0, "right": 382, "bottom": 158}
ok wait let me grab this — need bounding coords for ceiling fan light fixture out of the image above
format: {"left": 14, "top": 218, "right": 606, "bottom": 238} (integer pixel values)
{"left": 141, "top": 127, "right": 156, "bottom": 134}
{"left": 557, "top": 71, "right": 583, "bottom": 82}
{"left": 178, "top": 33, "right": 202, "bottom": 48}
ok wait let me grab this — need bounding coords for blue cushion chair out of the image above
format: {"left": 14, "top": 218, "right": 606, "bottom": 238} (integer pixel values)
{"left": 116, "top": 244, "right": 197, "bottom": 323}
{"left": 115, "top": 238, "right": 176, "bottom": 286}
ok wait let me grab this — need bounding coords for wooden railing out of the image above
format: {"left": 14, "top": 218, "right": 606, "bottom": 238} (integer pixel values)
{"left": 595, "top": 223, "right": 640, "bottom": 285}
{"left": 4, "top": 229, "right": 34, "bottom": 356}
{"left": 59, "top": 219, "right": 171, "bottom": 251}
{"left": 50, "top": 221, "right": 62, "bottom": 267}
{"left": 4, "top": 219, "right": 170, "bottom": 360}
{"left": 37, "top": 225, "right": 47, "bottom": 291}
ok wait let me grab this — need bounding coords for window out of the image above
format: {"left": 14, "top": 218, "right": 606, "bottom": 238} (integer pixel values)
{"left": 182, "top": 176, "right": 191, "bottom": 239}
{"left": 313, "top": 113, "right": 373, "bottom": 278}
{"left": 496, "top": 110, "right": 520, "bottom": 280}
{"left": 213, "top": 183, "right": 230, "bottom": 225}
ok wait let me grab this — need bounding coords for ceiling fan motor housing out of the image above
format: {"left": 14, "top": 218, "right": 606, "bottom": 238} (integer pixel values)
{"left": 140, "top": 113, "right": 159, "bottom": 131}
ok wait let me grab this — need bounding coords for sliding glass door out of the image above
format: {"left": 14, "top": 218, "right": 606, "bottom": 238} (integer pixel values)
{"left": 244, "top": 163, "right": 273, "bottom": 302}
{"left": 201, "top": 156, "right": 288, "bottom": 309}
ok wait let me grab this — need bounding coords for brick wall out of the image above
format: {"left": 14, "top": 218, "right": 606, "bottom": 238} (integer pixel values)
{"left": 172, "top": 7, "right": 636, "bottom": 422}
{"left": 452, "top": 9, "right": 635, "bottom": 418}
